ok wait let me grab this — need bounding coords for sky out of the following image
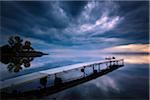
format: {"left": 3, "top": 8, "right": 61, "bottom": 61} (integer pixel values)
{"left": 0, "top": 1, "right": 149, "bottom": 56}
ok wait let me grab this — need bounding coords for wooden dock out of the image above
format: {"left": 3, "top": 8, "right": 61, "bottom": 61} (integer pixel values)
{"left": 1, "top": 59, "right": 124, "bottom": 99}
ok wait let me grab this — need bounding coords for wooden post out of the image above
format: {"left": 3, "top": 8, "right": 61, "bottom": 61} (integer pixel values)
{"left": 113, "top": 61, "right": 115, "bottom": 65}
{"left": 116, "top": 61, "right": 118, "bottom": 65}
{"left": 106, "top": 63, "right": 108, "bottom": 68}
{"left": 54, "top": 74, "right": 57, "bottom": 79}
{"left": 84, "top": 66, "right": 86, "bottom": 77}
{"left": 81, "top": 67, "right": 86, "bottom": 77}
{"left": 98, "top": 64, "right": 101, "bottom": 72}
{"left": 92, "top": 64, "right": 94, "bottom": 73}
{"left": 108, "top": 61, "right": 111, "bottom": 69}
{"left": 122, "top": 59, "right": 124, "bottom": 65}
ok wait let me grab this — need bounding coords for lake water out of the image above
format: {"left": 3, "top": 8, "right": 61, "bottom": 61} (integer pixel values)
{"left": 0, "top": 53, "right": 149, "bottom": 99}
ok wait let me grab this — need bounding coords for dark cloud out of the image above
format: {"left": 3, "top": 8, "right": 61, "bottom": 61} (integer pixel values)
{"left": 92, "top": 1, "right": 149, "bottom": 45}
{"left": 116, "top": 1, "right": 148, "bottom": 15}
{"left": 0, "top": 1, "right": 149, "bottom": 48}
{"left": 60, "top": 1, "right": 87, "bottom": 17}
{"left": 115, "top": 1, "right": 149, "bottom": 33}
{"left": 0, "top": 1, "right": 69, "bottom": 34}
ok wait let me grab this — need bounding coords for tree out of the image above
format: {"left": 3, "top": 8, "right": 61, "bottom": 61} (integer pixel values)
{"left": 8, "top": 36, "right": 23, "bottom": 52}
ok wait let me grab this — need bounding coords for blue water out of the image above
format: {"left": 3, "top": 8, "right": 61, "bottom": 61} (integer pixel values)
{"left": 0, "top": 54, "right": 149, "bottom": 99}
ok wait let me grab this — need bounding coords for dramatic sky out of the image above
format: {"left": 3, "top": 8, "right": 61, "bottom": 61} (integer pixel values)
{"left": 0, "top": 1, "right": 149, "bottom": 56}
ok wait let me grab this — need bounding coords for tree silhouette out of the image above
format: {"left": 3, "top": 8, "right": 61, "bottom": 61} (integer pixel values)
{"left": 0, "top": 36, "right": 48, "bottom": 72}
{"left": 8, "top": 36, "right": 23, "bottom": 52}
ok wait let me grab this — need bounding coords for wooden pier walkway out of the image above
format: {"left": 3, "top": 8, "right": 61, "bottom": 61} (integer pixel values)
{"left": 1, "top": 59, "right": 124, "bottom": 99}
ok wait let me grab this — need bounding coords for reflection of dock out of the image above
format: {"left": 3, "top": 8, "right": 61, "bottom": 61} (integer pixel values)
{"left": 1, "top": 59, "right": 124, "bottom": 99}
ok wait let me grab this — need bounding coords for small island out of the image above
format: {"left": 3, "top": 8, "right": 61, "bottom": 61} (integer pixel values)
{"left": 0, "top": 36, "right": 48, "bottom": 72}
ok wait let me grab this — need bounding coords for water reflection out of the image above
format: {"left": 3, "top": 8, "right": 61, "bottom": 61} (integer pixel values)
{"left": 0, "top": 39, "right": 149, "bottom": 99}
{"left": 35, "top": 53, "right": 148, "bottom": 99}
{"left": 0, "top": 50, "right": 149, "bottom": 99}
{"left": 7, "top": 56, "right": 34, "bottom": 72}
{"left": 106, "top": 54, "right": 149, "bottom": 64}
{"left": 0, "top": 36, "right": 48, "bottom": 72}
{"left": 86, "top": 53, "right": 149, "bottom": 65}
{"left": 45, "top": 55, "right": 149, "bottom": 99}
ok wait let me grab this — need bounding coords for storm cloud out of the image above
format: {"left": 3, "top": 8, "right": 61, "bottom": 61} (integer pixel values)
{"left": 0, "top": 1, "right": 149, "bottom": 53}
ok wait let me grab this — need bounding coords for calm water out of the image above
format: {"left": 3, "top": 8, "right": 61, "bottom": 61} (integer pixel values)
{"left": 0, "top": 54, "right": 149, "bottom": 99}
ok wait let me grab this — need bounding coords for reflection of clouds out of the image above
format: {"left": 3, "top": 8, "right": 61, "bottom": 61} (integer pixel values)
{"left": 124, "top": 55, "right": 149, "bottom": 64}
{"left": 94, "top": 76, "right": 120, "bottom": 92}
{"left": 46, "top": 63, "right": 148, "bottom": 99}
{"left": 31, "top": 49, "right": 149, "bottom": 69}
{"left": 114, "top": 55, "right": 149, "bottom": 64}
{"left": 31, "top": 57, "right": 53, "bottom": 68}
{"left": 48, "top": 49, "right": 149, "bottom": 64}
{"left": 100, "top": 54, "right": 149, "bottom": 64}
